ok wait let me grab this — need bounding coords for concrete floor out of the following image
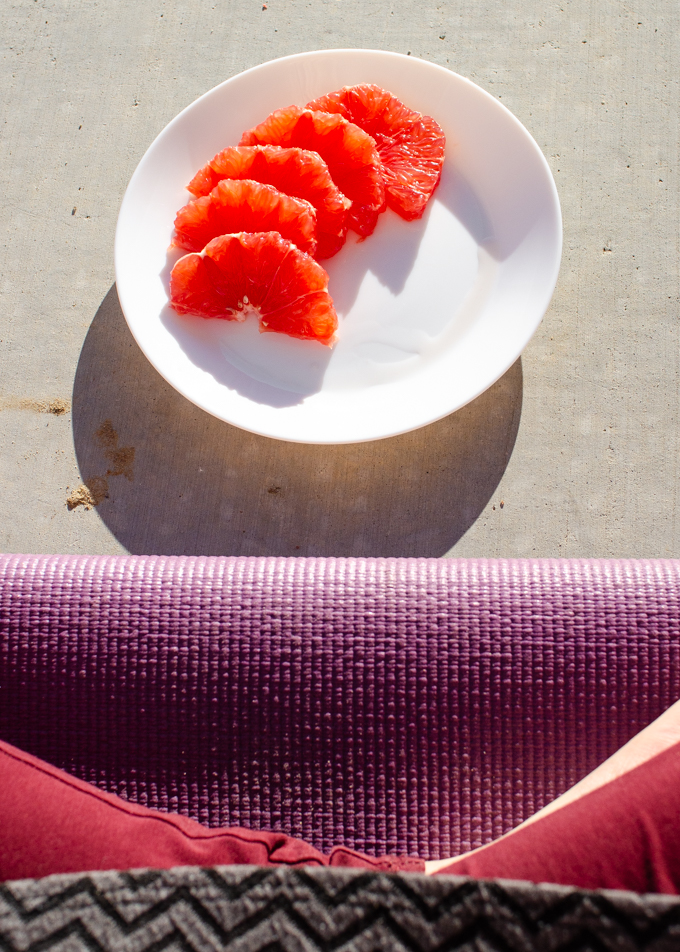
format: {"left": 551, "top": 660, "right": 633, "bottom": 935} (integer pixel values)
{"left": 1, "top": 0, "right": 678, "bottom": 558}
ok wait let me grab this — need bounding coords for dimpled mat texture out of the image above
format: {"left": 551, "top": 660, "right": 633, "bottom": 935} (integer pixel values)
{"left": 1, "top": 555, "right": 679, "bottom": 861}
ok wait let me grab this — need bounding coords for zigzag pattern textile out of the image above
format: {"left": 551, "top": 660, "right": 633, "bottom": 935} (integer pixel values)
{"left": 2, "top": 866, "right": 680, "bottom": 952}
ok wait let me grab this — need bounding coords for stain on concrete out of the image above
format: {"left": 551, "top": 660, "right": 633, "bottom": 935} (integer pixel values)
{"left": 67, "top": 419, "right": 134, "bottom": 510}
{"left": 95, "top": 420, "right": 118, "bottom": 449}
{"left": 0, "top": 397, "right": 70, "bottom": 415}
{"left": 95, "top": 419, "right": 135, "bottom": 479}
{"left": 66, "top": 477, "right": 109, "bottom": 511}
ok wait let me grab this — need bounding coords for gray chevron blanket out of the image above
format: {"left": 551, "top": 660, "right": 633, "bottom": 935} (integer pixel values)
{"left": 1, "top": 866, "right": 679, "bottom": 952}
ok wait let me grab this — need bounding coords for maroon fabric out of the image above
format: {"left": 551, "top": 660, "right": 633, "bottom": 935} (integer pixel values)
{"left": 2, "top": 555, "right": 680, "bottom": 861}
{"left": 0, "top": 739, "right": 423, "bottom": 882}
{"left": 437, "top": 741, "right": 680, "bottom": 894}
{"left": 4, "top": 732, "right": 680, "bottom": 893}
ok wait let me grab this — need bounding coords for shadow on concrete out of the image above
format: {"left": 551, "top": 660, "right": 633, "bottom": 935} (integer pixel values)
{"left": 71, "top": 285, "right": 523, "bottom": 556}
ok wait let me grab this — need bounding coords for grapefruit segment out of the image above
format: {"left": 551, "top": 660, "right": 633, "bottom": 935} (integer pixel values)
{"left": 173, "top": 178, "right": 317, "bottom": 256}
{"left": 240, "top": 107, "right": 385, "bottom": 237}
{"left": 169, "top": 232, "right": 338, "bottom": 346}
{"left": 262, "top": 290, "right": 338, "bottom": 342}
{"left": 187, "top": 145, "right": 351, "bottom": 259}
{"left": 169, "top": 251, "right": 234, "bottom": 320}
{"left": 185, "top": 162, "right": 221, "bottom": 198}
{"left": 307, "top": 84, "right": 446, "bottom": 220}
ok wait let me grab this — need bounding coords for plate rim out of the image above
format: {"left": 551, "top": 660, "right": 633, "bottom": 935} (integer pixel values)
{"left": 114, "top": 49, "right": 563, "bottom": 444}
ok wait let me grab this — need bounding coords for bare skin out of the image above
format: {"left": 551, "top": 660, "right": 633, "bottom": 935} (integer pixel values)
{"left": 425, "top": 696, "right": 680, "bottom": 875}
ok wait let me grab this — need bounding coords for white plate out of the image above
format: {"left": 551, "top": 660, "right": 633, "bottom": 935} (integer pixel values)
{"left": 115, "top": 49, "right": 562, "bottom": 444}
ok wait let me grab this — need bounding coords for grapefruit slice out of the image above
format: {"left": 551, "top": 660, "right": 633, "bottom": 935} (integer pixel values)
{"left": 307, "top": 84, "right": 446, "bottom": 221}
{"left": 169, "top": 231, "right": 338, "bottom": 346}
{"left": 240, "top": 107, "right": 385, "bottom": 237}
{"left": 187, "top": 145, "right": 351, "bottom": 259}
{"left": 173, "top": 179, "right": 317, "bottom": 255}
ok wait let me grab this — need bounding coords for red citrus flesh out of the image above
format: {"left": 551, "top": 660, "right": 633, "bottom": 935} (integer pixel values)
{"left": 187, "top": 145, "right": 351, "bottom": 259}
{"left": 240, "top": 107, "right": 385, "bottom": 237}
{"left": 169, "top": 232, "right": 338, "bottom": 346}
{"left": 307, "top": 84, "right": 445, "bottom": 221}
{"left": 173, "top": 179, "right": 317, "bottom": 256}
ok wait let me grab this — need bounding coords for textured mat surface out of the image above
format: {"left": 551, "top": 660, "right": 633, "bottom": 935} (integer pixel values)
{"left": 2, "top": 865, "right": 680, "bottom": 952}
{"left": 1, "top": 555, "right": 679, "bottom": 859}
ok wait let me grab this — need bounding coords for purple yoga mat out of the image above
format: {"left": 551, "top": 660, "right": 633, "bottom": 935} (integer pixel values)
{"left": 1, "top": 555, "right": 679, "bottom": 859}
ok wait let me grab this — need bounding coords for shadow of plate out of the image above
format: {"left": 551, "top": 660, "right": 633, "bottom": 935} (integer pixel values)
{"left": 71, "top": 285, "right": 522, "bottom": 556}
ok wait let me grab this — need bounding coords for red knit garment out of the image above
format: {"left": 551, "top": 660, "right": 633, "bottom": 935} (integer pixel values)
{"left": 4, "top": 735, "right": 680, "bottom": 891}
{"left": 0, "top": 739, "right": 423, "bottom": 881}
{"left": 436, "top": 741, "right": 680, "bottom": 894}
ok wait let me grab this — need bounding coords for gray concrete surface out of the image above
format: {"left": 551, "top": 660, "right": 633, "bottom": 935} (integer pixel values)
{"left": 1, "top": 0, "right": 678, "bottom": 557}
